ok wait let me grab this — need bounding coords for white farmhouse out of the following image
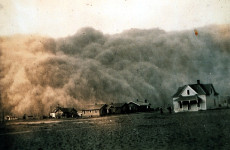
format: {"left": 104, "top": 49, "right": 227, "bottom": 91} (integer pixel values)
{"left": 172, "top": 80, "right": 219, "bottom": 113}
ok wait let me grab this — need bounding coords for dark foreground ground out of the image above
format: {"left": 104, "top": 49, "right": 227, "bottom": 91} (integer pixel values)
{"left": 0, "top": 109, "right": 230, "bottom": 150}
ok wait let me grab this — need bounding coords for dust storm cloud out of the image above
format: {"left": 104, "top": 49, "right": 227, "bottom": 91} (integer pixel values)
{"left": 0, "top": 25, "right": 229, "bottom": 116}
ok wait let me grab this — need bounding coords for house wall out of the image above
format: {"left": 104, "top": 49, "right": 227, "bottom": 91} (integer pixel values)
{"left": 122, "top": 105, "right": 129, "bottom": 113}
{"left": 128, "top": 103, "right": 138, "bottom": 112}
{"left": 109, "top": 106, "right": 128, "bottom": 114}
{"left": 99, "top": 108, "right": 107, "bottom": 116}
{"left": 198, "top": 95, "right": 206, "bottom": 110}
{"left": 182, "top": 103, "right": 188, "bottom": 110}
{"left": 173, "top": 101, "right": 199, "bottom": 112}
{"left": 82, "top": 109, "right": 100, "bottom": 117}
{"left": 50, "top": 113, "right": 55, "bottom": 118}
{"left": 55, "top": 110, "right": 63, "bottom": 118}
{"left": 138, "top": 105, "right": 150, "bottom": 112}
{"left": 190, "top": 103, "right": 199, "bottom": 111}
{"left": 113, "top": 108, "right": 122, "bottom": 114}
{"left": 173, "top": 98, "right": 181, "bottom": 113}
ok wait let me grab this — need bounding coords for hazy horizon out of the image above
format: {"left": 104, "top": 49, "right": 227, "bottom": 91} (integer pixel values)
{"left": 0, "top": 0, "right": 230, "bottom": 116}
{"left": 0, "top": 24, "right": 230, "bottom": 116}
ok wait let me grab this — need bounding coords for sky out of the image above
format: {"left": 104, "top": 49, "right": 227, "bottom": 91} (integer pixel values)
{"left": 0, "top": 0, "right": 229, "bottom": 38}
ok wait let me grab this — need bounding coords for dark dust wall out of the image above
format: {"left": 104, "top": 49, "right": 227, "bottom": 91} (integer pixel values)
{"left": 0, "top": 25, "right": 229, "bottom": 116}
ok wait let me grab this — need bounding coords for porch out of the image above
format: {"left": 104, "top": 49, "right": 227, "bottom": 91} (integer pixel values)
{"left": 174, "top": 95, "right": 202, "bottom": 112}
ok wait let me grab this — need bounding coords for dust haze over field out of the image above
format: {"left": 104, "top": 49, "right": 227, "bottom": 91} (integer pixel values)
{"left": 0, "top": 25, "right": 229, "bottom": 116}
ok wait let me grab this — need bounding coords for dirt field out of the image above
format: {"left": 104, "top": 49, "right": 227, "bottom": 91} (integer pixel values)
{"left": 1, "top": 109, "right": 230, "bottom": 150}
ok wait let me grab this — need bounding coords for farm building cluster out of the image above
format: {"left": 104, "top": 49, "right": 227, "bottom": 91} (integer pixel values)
{"left": 49, "top": 99, "right": 151, "bottom": 118}
{"left": 1, "top": 80, "right": 230, "bottom": 122}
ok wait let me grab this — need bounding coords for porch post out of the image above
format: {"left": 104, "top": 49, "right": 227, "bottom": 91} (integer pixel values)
{"left": 181, "top": 101, "right": 183, "bottom": 111}
{"left": 197, "top": 100, "right": 199, "bottom": 110}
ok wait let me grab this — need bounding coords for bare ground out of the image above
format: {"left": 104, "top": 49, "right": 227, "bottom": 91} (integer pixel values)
{"left": 0, "top": 109, "right": 230, "bottom": 150}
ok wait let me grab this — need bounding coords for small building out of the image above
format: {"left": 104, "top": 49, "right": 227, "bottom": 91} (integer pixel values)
{"left": 23, "top": 114, "right": 40, "bottom": 120}
{"left": 128, "top": 99, "right": 151, "bottom": 112}
{"left": 128, "top": 102, "right": 139, "bottom": 113}
{"left": 219, "top": 96, "right": 230, "bottom": 107}
{"left": 4, "top": 115, "right": 18, "bottom": 121}
{"left": 50, "top": 106, "right": 78, "bottom": 118}
{"left": 172, "top": 80, "right": 219, "bottom": 113}
{"left": 106, "top": 103, "right": 129, "bottom": 114}
{"left": 81, "top": 104, "right": 107, "bottom": 117}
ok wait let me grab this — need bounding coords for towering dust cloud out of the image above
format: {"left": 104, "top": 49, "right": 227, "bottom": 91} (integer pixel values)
{"left": 0, "top": 25, "right": 229, "bottom": 116}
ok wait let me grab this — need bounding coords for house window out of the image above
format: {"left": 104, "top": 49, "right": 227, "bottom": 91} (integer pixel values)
{"left": 187, "top": 90, "right": 190, "bottom": 95}
{"left": 197, "top": 102, "right": 200, "bottom": 107}
{"left": 90, "top": 110, "right": 91, "bottom": 113}
{"left": 95, "top": 110, "right": 97, "bottom": 113}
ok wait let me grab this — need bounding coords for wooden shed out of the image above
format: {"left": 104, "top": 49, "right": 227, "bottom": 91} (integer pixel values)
{"left": 81, "top": 104, "right": 107, "bottom": 117}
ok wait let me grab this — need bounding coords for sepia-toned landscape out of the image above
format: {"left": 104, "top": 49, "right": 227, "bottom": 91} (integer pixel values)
{"left": 1, "top": 109, "right": 230, "bottom": 150}
{"left": 0, "top": 0, "right": 230, "bottom": 149}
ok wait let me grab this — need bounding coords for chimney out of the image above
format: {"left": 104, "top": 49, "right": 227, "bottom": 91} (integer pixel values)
{"left": 197, "top": 80, "right": 200, "bottom": 84}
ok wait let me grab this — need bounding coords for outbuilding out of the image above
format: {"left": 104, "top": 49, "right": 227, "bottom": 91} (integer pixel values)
{"left": 106, "top": 103, "right": 129, "bottom": 114}
{"left": 81, "top": 104, "right": 107, "bottom": 117}
{"left": 50, "top": 106, "right": 78, "bottom": 118}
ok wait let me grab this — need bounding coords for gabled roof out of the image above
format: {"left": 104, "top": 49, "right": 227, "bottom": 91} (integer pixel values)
{"left": 172, "top": 85, "right": 187, "bottom": 97}
{"left": 200, "top": 84, "right": 219, "bottom": 96}
{"left": 129, "top": 101, "right": 150, "bottom": 106}
{"left": 53, "top": 107, "right": 77, "bottom": 113}
{"left": 61, "top": 108, "right": 77, "bottom": 113}
{"left": 110, "top": 103, "right": 127, "bottom": 108}
{"left": 172, "top": 82, "right": 219, "bottom": 98}
{"left": 188, "top": 84, "right": 206, "bottom": 95}
{"left": 82, "top": 104, "right": 107, "bottom": 111}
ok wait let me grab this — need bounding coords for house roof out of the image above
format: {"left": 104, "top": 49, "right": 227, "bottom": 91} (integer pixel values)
{"left": 61, "top": 108, "right": 77, "bottom": 113}
{"left": 129, "top": 101, "right": 150, "bottom": 106}
{"left": 172, "top": 83, "right": 219, "bottom": 98}
{"left": 109, "top": 103, "right": 127, "bottom": 108}
{"left": 172, "top": 85, "right": 187, "bottom": 98}
{"left": 81, "top": 104, "right": 107, "bottom": 111}
{"left": 200, "top": 84, "right": 219, "bottom": 95}
{"left": 53, "top": 107, "right": 77, "bottom": 113}
{"left": 189, "top": 84, "right": 206, "bottom": 95}
{"left": 174, "top": 95, "right": 198, "bottom": 102}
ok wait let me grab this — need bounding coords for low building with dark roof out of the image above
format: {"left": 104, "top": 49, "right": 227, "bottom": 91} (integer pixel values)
{"left": 128, "top": 99, "right": 151, "bottom": 112}
{"left": 172, "top": 80, "right": 219, "bottom": 113}
{"left": 81, "top": 104, "right": 107, "bottom": 117}
{"left": 106, "top": 103, "right": 129, "bottom": 114}
{"left": 50, "top": 106, "right": 78, "bottom": 118}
